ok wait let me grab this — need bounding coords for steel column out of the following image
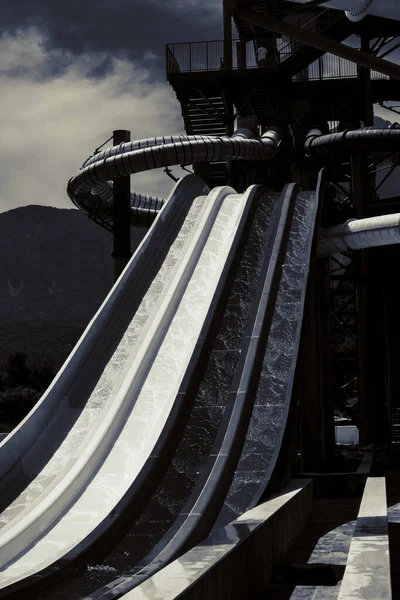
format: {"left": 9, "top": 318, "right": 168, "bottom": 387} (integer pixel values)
{"left": 223, "top": 0, "right": 233, "bottom": 70}
{"left": 359, "top": 34, "right": 374, "bottom": 126}
{"left": 112, "top": 129, "right": 132, "bottom": 282}
{"left": 352, "top": 35, "right": 377, "bottom": 445}
{"left": 298, "top": 258, "right": 334, "bottom": 471}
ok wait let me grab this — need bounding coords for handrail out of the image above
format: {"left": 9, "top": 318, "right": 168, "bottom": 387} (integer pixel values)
{"left": 165, "top": 39, "right": 389, "bottom": 80}
{"left": 276, "top": 7, "right": 343, "bottom": 55}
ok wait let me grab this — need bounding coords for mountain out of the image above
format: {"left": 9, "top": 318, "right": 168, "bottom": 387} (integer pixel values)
{"left": 1, "top": 115, "right": 398, "bottom": 374}
{"left": 0, "top": 206, "right": 115, "bottom": 372}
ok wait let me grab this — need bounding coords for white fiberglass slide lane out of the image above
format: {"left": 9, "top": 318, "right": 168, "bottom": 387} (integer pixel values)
{"left": 0, "top": 185, "right": 253, "bottom": 588}
{"left": 0, "top": 175, "right": 206, "bottom": 512}
{"left": 0, "top": 175, "right": 208, "bottom": 572}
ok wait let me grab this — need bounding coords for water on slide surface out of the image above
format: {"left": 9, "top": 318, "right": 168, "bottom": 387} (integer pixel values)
{"left": 0, "top": 196, "right": 207, "bottom": 533}
{"left": 215, "top": 191, "right": 316, "bottom": 529}
{"left": 33, "top": 192, "right": 280, "bottom": 600}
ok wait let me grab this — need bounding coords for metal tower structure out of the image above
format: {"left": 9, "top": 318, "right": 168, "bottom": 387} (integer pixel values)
{"left": 166, "top": 0, "right": 400, "bottom": 469}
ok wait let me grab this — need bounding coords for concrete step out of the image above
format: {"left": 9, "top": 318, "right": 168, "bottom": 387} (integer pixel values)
{"left": 337, "top": 478, "right": 391, "bottom": 600}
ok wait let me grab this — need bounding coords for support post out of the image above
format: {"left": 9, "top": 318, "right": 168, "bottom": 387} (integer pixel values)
{"left": 359, "top": 34, "right": 374, "bottom": 127}
{"left": 112, "top": 129, "right": 131, "bottom": 282}
{"left": 298, "top": 258, "right": 334, "bottom": 471}
{"left": 223, "top": 0, "right": 233, "bottom": 70}
{"left": 318, "top": 258, "right": 335, "bottom": 461}
{"left": 222, "top": 3, "right": 234, "bottom": 184}
{"left": 352, "top": 33, "right": 377, "bottom": 446}
{"left": 237, "top": 40, "right": 247, "bottom": 70}
{"left": 352, "top": 152, "right": 370, "bottom": 445}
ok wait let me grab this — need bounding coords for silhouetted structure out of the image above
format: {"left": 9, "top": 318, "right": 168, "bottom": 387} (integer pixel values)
{"left": 166, "top": 0, "right": 400, "bottom": 470}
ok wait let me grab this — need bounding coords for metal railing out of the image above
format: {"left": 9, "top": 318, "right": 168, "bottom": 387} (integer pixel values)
{"left": 276, "top": 7, "right": 343, "bottom": 56}
{"left": 166, "top": 6, "right": 344, "bottom": 75}
{"left": 166, "top": 40, "right": 389, "bottom": 81}
{"left": 293, "top": 54, "right": 389, "bottom": 81}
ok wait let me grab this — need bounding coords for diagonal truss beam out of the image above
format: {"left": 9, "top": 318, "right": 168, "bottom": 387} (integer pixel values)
{"left": 236, "top": 9, "right": 400, "bottom": 80}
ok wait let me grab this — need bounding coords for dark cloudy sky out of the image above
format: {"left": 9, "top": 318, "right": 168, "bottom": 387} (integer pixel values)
{"left": 0, "top": 1, "right": 397, "bottom": 212}
{"left": 0, "top": 0, "right": 222, "bottom": 212}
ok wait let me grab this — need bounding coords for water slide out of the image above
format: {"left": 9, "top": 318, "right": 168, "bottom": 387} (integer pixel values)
{"left": 0, "top": 128, "right": 283, "bottom": 596}
{"left": 0, "top": 175, "right": 267, "bottom": 594}
{"left": 77, "top": 178, "right": 322, "bottom": 600}
{"left": 0, "top": 124, "right": 398, "bottom": 598}
{"left": 72, "top": 128, "right": 400, "bottom": 599}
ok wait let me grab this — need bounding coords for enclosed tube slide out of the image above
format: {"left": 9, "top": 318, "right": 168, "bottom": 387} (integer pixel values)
{"left": 68, "top": 128, "right": 281, "bottom": 225}
{"left": 318, "top": 213, "right": 400, "bottom": 255}
{"left": 287, "top": 0, "right": 400, "bottom": 22}
{"left": 305, "top": 126, "right": 400, "bottom": 256}
{"left": 305, "top": 126, "right": 400, "bottom": 156}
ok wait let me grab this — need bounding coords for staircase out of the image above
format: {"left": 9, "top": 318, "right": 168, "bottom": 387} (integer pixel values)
{"left": 233, "top": 0, "right": 282, "bottom": 40}
{"left": 177, "top": 92, "right": 228, "bottom": 188}
{"left": 235, "top": 84, "right": 290, "bottom": 122}
{"left": 276, "top": 8, "right": 353, "bottom": 78}
{"left": 180, "top": 95, "right": 226, "bottom": 136}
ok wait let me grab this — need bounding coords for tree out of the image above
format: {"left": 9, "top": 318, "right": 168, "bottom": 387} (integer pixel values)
{"left": 5, "top": 352, "right": 32, "bottom": 389}
{"left": 0, "top": 353, "right": 56, "bottom": 430}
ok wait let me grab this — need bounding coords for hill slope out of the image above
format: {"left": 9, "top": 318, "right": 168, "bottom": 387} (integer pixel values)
{"left": 0, "top": 206, "right": 114, "bottom": 370}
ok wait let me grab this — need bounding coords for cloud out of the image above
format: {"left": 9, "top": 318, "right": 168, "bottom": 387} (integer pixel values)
{"left": 0, "top": 28, "right": 188, "bottom": 214}
{"left": 148, "top": 0, "right": 221, "bottom": 20}
{"left": 1, "top": 1, "right": 222, "bottom": 70}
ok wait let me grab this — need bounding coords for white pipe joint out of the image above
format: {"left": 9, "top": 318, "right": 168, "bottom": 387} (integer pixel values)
{"left": 345, "top": 0, "right": 374, "bottom": 21}
{"left": 318, "top": 213, "right": 400, "bottom": 256}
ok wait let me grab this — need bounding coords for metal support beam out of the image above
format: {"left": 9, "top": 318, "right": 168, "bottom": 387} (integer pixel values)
{"left": 359, "top": 34, "right": 374, "bottom": 126}
{"left": 236, "top": 9, "right": 400, "bottom": 80}
{"left": 298, "top": 256, "right": 335, "bottom": 471}
{"left": 112, "top": 129, "right": 132, "bottom": 282}
{"left": 237, "top": 40, "right": 247, "bottom": 70}
{"left": 317, "top": 258, "right": 335, "bottom": 461}
{"left": 223, "top": 0, "right": 233, "bottom": 70}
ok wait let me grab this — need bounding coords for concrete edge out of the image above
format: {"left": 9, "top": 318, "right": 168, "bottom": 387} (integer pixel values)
{"left": 121, "top": 478, "right": 313, "bottom": 600}
{"left": 338, "top": 477, "right": 391, "bottom": 600}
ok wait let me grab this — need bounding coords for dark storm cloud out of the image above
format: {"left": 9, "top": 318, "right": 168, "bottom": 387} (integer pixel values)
{"left": 0, "top": 26, "right": 194, "bottom": 213}
{"left": 2, "top": 0, "right": 222, "bottom": 77}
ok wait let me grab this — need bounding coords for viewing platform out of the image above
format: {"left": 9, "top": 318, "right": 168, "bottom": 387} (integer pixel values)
{"left": 165, "top": 39, "right": 398, "bottom": 138}
{"left": 166, "top": 39, "right": 389, "bottom": 82}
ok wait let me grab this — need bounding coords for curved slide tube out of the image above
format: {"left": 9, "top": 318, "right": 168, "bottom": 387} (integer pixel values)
{"left": 67, "top": 128, "right": 281, "bottom": 224}
{"left": 304, "top": 125, "right": 400, "bottom": 156}
{"left": 288, "top": 0, "right": 400, "bottom": 22}
{"left": 318, "top": 213, "right": 400, "bottom": 256}
{"left": 0, "top": 175, "right": 261, "bottom": 593}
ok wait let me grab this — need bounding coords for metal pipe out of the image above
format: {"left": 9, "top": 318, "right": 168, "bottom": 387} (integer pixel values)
{"left": 285, "top": 0, "right": 400, "bottom": 22}
{"left": 67, "top": 127, "right": 282, "bottom": 224}
{"left": 318, "top": 213, "right": 400, "bottom": 256}
{"left": 236, "top": 9, "right": 400, "bottom": 80}
{"left": 304, "top": 126, "right": 400, "bottom": 155}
